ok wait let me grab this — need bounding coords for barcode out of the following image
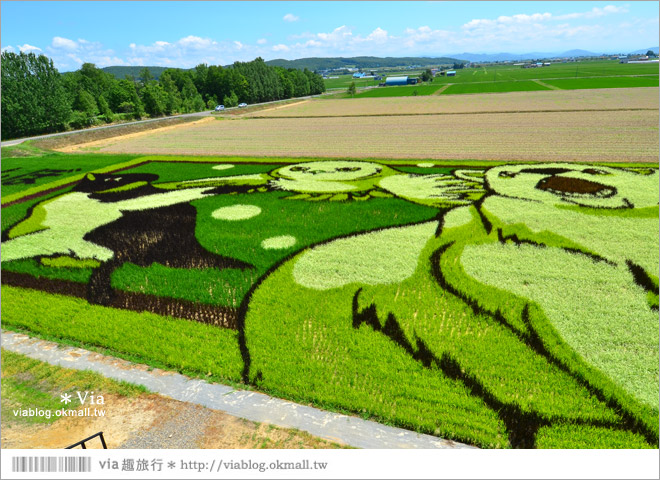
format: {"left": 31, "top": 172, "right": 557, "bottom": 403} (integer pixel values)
{"left": 11, "top": 456, "right": 92, "bottom": 473}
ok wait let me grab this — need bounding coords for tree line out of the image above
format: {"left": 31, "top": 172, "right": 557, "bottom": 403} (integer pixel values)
{"left": 1, "top": 52, "right": 325, "bottom": 140}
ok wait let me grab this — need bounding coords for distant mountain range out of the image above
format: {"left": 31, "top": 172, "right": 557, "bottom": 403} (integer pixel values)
{"left": 100, "top": 47, "right": 659, "bottom": 79}
{"left": 448, "top": 47, "right": 659, "bottom": 62}
{"left": 264, "top": 56, "right": 462, "bottom": 71}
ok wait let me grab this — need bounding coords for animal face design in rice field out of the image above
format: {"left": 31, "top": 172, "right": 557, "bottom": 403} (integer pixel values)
{"left": 241, "top": 162, "right": 659, "bottom": 447}
{"left": 1, "top": 161, "right": 483, "bottom": 306}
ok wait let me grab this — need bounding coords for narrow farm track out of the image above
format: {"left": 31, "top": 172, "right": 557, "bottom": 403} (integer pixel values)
{"left": 532, "top": 80, "right": 561, "bottom": 90}
{"left": 1, "top": 330, "right": 474, "bottom": 449}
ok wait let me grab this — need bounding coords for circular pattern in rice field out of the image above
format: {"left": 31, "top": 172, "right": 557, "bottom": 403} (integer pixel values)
{"left": 211, "top": 204, "right": 261, "bottom": 221}
{"left": 261, "top": 235, "right": 297, "bottom": 250}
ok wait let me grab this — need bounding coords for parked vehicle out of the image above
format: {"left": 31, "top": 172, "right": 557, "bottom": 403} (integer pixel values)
{"left": 214, "top": 105, "right": 225, "bottom": 111}
{"left": 238, "top": 103, "right": 248, "bottom": 108}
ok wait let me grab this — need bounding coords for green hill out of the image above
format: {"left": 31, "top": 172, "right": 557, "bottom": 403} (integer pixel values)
{"left": 265, "top": 56, "right": 465, "bottom": 71}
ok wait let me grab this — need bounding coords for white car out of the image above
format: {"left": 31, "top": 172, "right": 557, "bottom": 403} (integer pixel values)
{"left": 214, "top": 105, "right": 225, "bottom": 111}
{"left": 238, "top": 103, "right": 248, "bottom": 108}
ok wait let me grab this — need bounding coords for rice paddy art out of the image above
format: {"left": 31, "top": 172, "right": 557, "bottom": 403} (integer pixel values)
{"left": 2, "top": 157, "right": 657, "bottom": 449}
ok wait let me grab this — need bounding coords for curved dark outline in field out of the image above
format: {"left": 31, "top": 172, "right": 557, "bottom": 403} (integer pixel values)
{"left": 430, "top": 199, "right": 658, "bottom": 446}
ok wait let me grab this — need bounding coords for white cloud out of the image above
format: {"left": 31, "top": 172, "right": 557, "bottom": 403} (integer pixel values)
{"left": 18, "top": 44, "right": 42, "bottom": 52}
{"left": 557, "top": 4, "right": 630, "bottom": 20}
{"left": 283, "top": 13, "right": 299, "bottom": 22}
{"left": 1, "top": 45, "right": 16, "bottom": 53}
{"left": 365, "top": 27, "right": 389, "bottom": 43}
{"left": 52, "top": 36, "right": 78, "bottom": 50}
{"left": 257, "top": 38, "right": 267, "bottom": 45}
{"left": 272, "top": 44, "right": 290, "bottom": 52}
{"left": 178, "top": 35, "right": 218, "bottom": 49}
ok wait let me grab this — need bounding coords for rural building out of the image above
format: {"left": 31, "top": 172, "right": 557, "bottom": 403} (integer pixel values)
{"left": 385, "top": 76, "right": 408, "bottom": 86}
{"left": 385, "top": 76, "right": 419, "bottom": 85}
{"left": 446, "top": 71, "right": 456, "bottom": 77}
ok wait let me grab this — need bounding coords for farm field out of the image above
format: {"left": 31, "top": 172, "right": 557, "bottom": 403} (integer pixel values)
{"left": 543, "top": 76, "right": 660, "bottom": 90}
{"left": 82, "top": 109, "right": 659, "bottom": 162}
{"left": 352, "top": 84, "right": 445, "bottom": 97}
{"left": 431, "top": 60, "right": 659, "bottom": 85}
{"left": 328, "top": 60, "right": 659, "bottom": 98}
{"left": 441, "top": 80, "right": 551, "bottom": 95}
{"left": 247, "top": 88, "right": 659, "bottom": 117}
{"left": 1, "top": 155, "right": 658, "bottom": 449}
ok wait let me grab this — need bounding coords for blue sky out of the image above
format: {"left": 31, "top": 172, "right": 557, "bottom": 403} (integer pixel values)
{"left": 1, "top": 1, "right": 658, "bottom": 71}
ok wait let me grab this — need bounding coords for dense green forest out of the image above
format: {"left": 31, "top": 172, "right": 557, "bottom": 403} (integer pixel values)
{"left": 1, "top": 52, "right": 325, "bottom": 140}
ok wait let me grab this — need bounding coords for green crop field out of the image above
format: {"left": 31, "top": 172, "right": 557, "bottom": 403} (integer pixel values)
{"left": 343, "top": 60, "right": 659, "bottom": 98}
{"left": 441, "top": 80, "right": 551, "bottom": 95}
{"left": 353, "top": 84, "right": 444, "bottom": 97}
{"left": 543, "top": 76, "right": 660, "bottom": 90}
{"left": 2, "top": 154, "right": 658, "bottom": 449}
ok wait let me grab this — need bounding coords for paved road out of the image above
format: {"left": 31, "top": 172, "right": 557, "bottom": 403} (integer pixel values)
{"left": 0, "top": 95, "right": 323, "bottom": 148}
{"left": 2, "top": 330, "right": 475, "bottom": 449}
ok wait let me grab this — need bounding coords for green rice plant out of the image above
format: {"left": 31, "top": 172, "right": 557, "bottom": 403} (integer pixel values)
{"left": 123, "top": 162, "right": 277, "bottom": 183}
{"left": 2, "top": 258, "right": 94, "bottom": 283}
{"left": 2, "top": 350, "right": 147, "bottom": 425}
{"left": 112, "top": 190, "right": 440, "bottom": 307}
{"left": 2, "top": 286, "right": 243, "bottom": 384}
{"left": 441, "top": 81, "right": 551, "bottom": 95}
{"left": 436, "top": 188, "right": 659, "bottom": 443}
{"left": 243, "top": 220, "right": 637, "bottom": 448}
{"left": 353, "top": 85, "right": 444, "bottom": 98}
{"left": 543, "top": 76, "right": 659, "bottom": 90}
{"left": 1, "top": 154, "right": 141, "bottom": 201}
{"left": 535, "top": 424, "right": 654, "bottom": 449}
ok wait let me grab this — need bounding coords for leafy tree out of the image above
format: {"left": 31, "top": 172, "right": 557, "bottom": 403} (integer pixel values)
{"left": 97, "top": 95, "right": 114, "bottom": 123}
{"left": 421, "top": 69, "right": 434, "bottom": 82}
{"left": 159, "top": 72, "right": 182, "bottom": 115}
{"left": 646, "top": 50, "right": 656, "bottom": 57}
{"left": 223, "top": 91, "right": 239, "bottom": 108}
{"left": 347, "top": 81, "right": 356, "bottom": 97}
{"left": 1, "top": 51, "right": 71, "bottom": 139}
{"left": 139, "top": 67, "right": 154, "bottom": 86}
{"left": 141, "top": 82, "right": 167, "bottom": 117}
{"left": 73, "top": 90, "right": 99, "bottom": 117}
{"left": 108, "top": 79, "right": 142, "bottom": 114}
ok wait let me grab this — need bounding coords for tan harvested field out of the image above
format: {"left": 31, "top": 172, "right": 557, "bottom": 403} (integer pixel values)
{"left": 243, "top": 87, "right": 659, "bottom": 117}
{"left": 91, "top": 109, "right": 658, "bottom": 162}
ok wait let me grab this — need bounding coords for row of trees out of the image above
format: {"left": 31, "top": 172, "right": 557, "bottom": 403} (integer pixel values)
{"left": 1, "top": 52, "right": 325, "bottom": 140}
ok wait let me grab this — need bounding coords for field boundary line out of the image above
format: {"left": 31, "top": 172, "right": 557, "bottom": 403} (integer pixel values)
{"left": 245, "top": 107, "right": 658, "bottom": 120}
{"left": 1, "top": 330, "right": 475, "bottom": 449}
{"left": 532, "top": 79, "right": 561, "bottom": 90}
{"left": 431, "top": 85, "right": 451, "bottom": 95}
{"left": 56, "top": 116, "right": 215, "bottom": 153}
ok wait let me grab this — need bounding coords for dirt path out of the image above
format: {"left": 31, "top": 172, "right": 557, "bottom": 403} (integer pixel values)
{"left": 2, "top": 330, "right": 472, "bottom": 449}
{"left": 2, "top": 392, "right": 344, "bottom": 449}
{"left": 431, "top": 85, "right": 452, "bottom": 95}
{"left": 532, "top": 79, "right": 561, "bottom": 90}
{"left": 56, "top": 116, "right": 216, "bottom": 153}
{"left": 250, "top": 100, "right": 310, "bottom": 115}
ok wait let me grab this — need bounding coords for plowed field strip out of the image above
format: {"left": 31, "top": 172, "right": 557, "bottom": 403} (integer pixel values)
{"left": 244, "top": 88, "right": 658, "bottom": 117}
{"left": 243, "top": 108, "right": 656, "bottom": 119}
{"left": 93, "top": 110, "right": 659, "bottom": 163}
